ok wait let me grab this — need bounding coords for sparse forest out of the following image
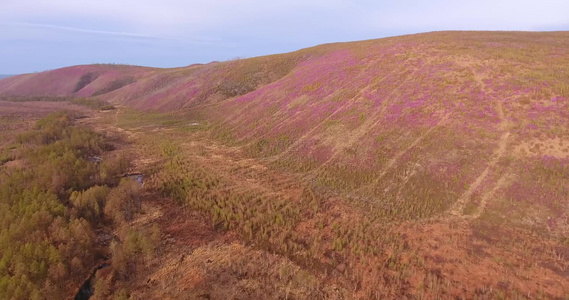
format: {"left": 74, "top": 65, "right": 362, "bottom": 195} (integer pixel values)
{"left": 0, "top": 112, "right": 157, "bottom": 299}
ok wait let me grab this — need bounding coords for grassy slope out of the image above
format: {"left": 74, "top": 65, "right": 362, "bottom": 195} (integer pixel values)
{"left": 1, "top": 31, "right": 568, "bottom": 298}
{"left": 88, "top": 31, "right": 568, "bottom": 228}
{"left": 0, "top": 64, "right": 156, "bottom": 98}
{"left": 206, "top": 31, "right": 569, "bottom": 226}
{"left": 1, "top": 29, "right": 568, "bottom": 238}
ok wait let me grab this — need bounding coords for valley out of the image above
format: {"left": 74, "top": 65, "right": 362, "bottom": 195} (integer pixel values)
{"left": 0, "top": 31, "right": 568, "bottom": 299}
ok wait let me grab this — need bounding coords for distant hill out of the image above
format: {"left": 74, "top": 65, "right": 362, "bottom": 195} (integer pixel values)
{"left": 0, "top": 65, "right": 157, "bottom": 98}
{"left": 0, "top": 74, "right": 14, "bottom": 80}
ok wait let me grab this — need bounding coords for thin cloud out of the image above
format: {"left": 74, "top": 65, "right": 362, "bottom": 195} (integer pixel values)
{"left": 3, "top": 22, "right": 225, "bottom": 46}
{"left": 8, "top": 22, "right": 161, "bottom": 39}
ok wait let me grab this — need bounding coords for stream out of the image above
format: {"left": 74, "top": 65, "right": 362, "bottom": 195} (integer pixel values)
{"left": 74, "top": 263, "right": 110, "bottom": 300}
{"left": 74, "top": 173, "right": 143, "bottom": 299}
{"left": 123, "top": 172, "right": 144, "bottom": 186}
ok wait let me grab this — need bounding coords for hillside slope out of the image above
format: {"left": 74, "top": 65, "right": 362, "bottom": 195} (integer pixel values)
{"left": 1, "top": 31, "right": 568, "bottom": 218}
{"left": 0, "top": 64, "right": 156, "bottom": 98}
{"left": 1, "top": 31, "right": 568, "bottom": 223}
{"left": 203, "top": 31, "right": 569, "bottom": 226}
{"left": 1, "top": 31, "right": 568, "bottom": 297}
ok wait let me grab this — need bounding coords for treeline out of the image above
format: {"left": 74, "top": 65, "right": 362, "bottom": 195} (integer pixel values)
{"left": 0, "top": 96, "right": 115, "bottom": 111}
{"left": 0, "top": 112, "right": 154, "bottom": 299}
{"left": 0, "top": 95, "right": 72, "bottom": 102}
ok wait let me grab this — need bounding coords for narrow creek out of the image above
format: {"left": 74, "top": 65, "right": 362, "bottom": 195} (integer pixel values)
{"left": 74, "top": 263, "right": 110, "bottom": 300}
{"left": 123, "top": 172, "right": 144, "bottom": 186}
{"left": 74, "top": 173, "right": 144, "bottom": 299}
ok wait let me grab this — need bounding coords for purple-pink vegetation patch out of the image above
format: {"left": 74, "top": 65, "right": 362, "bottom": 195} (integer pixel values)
{"left": 506, "top": 157, "right": 569, "bottom": 214}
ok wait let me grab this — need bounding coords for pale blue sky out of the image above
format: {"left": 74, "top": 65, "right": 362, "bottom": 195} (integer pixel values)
{"left": 1, "top": 0, "right": 568, "bottom": 74}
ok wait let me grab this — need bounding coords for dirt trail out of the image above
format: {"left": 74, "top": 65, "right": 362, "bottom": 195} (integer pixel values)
{"left": 470, "top": 172, "right": 512, "bottom": 219}
{"left": 449, "top": 132, "right": 510, "bottom": 216}
{"left": 445, "top": 66, "right": 516, "bottom": 218}
{"left": 271, "top": 61, "right": 419, "bottom": 163}
{"left": 269, "top": 96, "right": 357, "bottom": 162}
{"left": 449, "top": 87, "right": 512, "bottom": 217}
{"left": 174, "top": 135, "right": 306, "bottom": 210}
{"left": 309, "top": 71, "right": 426, "bottom": 175}
{"left": 309, "top": 102, "right": 388, "bottom": 175}
{"left": 354, "top": 114, "right": 449, "bottom": 194}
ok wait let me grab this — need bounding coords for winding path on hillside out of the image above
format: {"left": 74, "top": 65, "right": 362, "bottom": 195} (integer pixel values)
{"left": 448, "top": 131, "right": 510, "bottom": 216}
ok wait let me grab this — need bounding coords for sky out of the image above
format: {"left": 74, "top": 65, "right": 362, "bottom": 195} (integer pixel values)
{"left": 1, "top": 0, "right": 568, "bottom": 74}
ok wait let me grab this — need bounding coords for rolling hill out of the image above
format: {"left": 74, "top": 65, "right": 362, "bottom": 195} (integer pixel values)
{"left": 0, "top": 64, "right": 155, "bottom": 98}
{"left": 2, "top": 31, "right": 567, "bottom": 223}
{"left": 1, "top": 31, "right": 568, "bottom": 298}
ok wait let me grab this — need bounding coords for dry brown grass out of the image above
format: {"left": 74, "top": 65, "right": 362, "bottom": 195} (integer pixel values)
{"left": 85, "top": 106, "right": 569, "bottom": 299}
